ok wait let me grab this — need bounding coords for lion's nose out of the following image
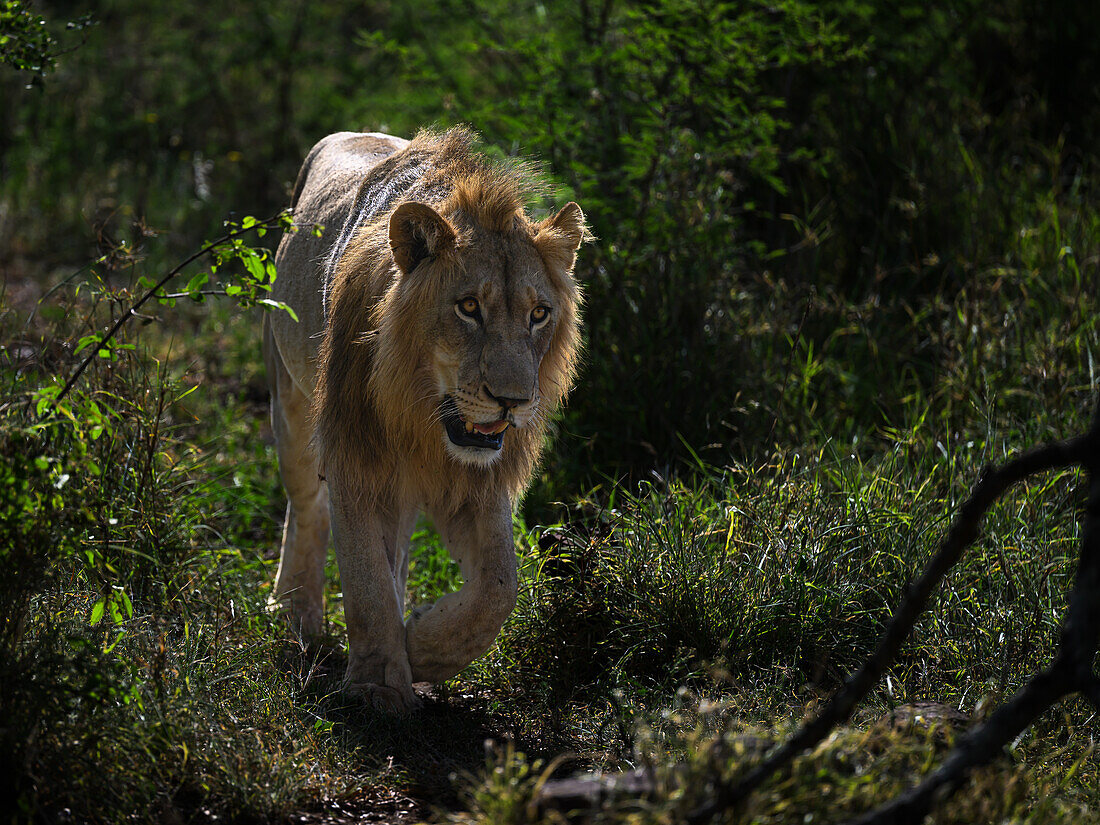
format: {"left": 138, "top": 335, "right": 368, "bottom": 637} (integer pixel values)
{"left": 486, "top": 389, "right": 528, "bottom": 410}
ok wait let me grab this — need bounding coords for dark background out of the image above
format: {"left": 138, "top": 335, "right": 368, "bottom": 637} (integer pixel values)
{"left": 5, "top": 0, "right": 1097, "bottom": 491}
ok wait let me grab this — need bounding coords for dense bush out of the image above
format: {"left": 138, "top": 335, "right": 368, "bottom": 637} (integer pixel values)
{"left": 2, "top": 1, "right": 1099, "bottom": 821}
{"left": 4, "top": 0, "right": 1097, "bottom": 482}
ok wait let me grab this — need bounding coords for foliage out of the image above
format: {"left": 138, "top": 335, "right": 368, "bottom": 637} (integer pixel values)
{"left": 352, "top": 0, "right": 1100, "bottom": 477}
{"left": 0, "top": 218, "right": 337, "bottom": 821}
{"left": 1, "top": 0, "right": 1099, "bottom": 822}
{"left": 4, "top": 0, "right": 1098, "bottom": 476}
{"left": 0, "top": 0, "right": 92, "bottom": 84}
{"left": 0, "top": 0, "right": 55, "bottom": 77}
{"left": 385, "top": 0, "right": 865, "bottom": 472}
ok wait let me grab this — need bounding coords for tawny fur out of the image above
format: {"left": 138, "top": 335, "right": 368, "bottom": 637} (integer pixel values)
{"left": 264, "top": 127, "right": 585, "bottom": 711}
{"left": 313, "top": 128, "right": 583, "bottom": 511}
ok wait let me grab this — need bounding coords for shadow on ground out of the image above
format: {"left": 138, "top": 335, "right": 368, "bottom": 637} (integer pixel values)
{"left": 276, "top": 641, "right": 573, "bottom": 824}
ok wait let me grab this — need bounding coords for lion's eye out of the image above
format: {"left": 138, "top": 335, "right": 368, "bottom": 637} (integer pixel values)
{"left": 530, "top": 305, "right": 550, "bottom": 326}
{"left": 457, "top": 297, "right": 481, "bottom": 320}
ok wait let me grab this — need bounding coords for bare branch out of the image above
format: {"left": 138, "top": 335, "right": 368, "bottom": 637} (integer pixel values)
{"left": 843, "top": 401, "right": 1100, "bottom": 824}
{"left": 688, "top": 413, "right": 1097, "bottom": 825}
{"left": 845, "top": 660, "right": 1073, "bottom": 825}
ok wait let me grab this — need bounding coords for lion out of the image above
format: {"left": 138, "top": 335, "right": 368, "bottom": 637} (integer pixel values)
{"left": 262, "top": 127, "right": 585, "bottom": 711}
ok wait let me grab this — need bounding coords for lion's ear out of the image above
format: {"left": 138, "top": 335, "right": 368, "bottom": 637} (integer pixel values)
{"left": 534, "top": 202, "right": 587, "bottom": 271}
{"left": 388, "top": 201, "right": 456, "bottom": 275}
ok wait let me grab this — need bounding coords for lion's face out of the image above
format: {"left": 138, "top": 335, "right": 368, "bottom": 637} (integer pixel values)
{"left": 385, "top": 200, "right": 584, "bottom": 468}
{"left": 433, "top": 232, "right": 561, "bottom": 465}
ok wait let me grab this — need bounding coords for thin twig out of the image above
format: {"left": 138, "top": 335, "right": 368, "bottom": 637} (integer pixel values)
{"left": 43, "top": 212, "right": 286, "bottom": 417}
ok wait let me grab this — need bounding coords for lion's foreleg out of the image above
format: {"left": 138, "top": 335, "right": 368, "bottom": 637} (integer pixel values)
{"left": 405, "top": 499, "right": 518, "bottom": 683}
{"left": 328, "top": 485, "right": 417, "bottom": 712}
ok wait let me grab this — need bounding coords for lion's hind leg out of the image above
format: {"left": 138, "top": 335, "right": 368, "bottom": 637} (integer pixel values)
{"left": 265, "top": 317, "right": 329, "bottom": 638}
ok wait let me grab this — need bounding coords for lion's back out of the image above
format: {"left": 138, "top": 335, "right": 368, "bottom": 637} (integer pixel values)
{"left": 270, "top": 132, "right": 409, "bottom": 395}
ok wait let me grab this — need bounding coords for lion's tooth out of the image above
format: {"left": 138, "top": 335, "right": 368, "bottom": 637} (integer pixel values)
{"left": 464, "top": 420, "right": 474, "bottom": 433}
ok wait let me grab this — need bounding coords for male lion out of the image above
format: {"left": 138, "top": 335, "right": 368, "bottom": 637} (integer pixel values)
{"left": 263, "top": 127, "right": 585, "bottom": 711}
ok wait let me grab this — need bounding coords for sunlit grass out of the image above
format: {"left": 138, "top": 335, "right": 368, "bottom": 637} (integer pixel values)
{"left": 1, "top": 164, "right": 1097, "bottom": 823}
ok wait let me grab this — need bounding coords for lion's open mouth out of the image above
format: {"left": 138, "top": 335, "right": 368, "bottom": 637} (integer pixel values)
{"left": 440, "top": 396, "right": 509, "bottom": 450}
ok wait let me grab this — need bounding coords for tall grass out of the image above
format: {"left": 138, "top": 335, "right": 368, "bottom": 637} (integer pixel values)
{"left": 484, "top": 441, "right": 1082, "bottom": 705}
{"left": 2, "top": 161, "right": 1095, "bottom": 819}
{"left": 2, "top": 2, "right": 1099, "bottom": 821}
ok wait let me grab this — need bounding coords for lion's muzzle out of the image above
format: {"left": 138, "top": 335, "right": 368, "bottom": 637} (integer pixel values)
{"left": 440, "top": 395, "right": 509, "bottom": 450}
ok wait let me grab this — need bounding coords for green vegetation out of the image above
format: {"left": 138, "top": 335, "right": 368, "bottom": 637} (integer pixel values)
{"left": 2, "top": 0, "right": 1098, "bottom": 822}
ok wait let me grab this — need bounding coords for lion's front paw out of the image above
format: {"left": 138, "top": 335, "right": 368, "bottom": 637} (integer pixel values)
{"left": 344, "top": 680, "right": 421, "bottom": 713}
{"left": 343, "top": 651, "right": 417, "bottom": 713}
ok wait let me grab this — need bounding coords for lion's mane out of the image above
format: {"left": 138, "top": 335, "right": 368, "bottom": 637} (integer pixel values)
{"left": 312, "top": 127, "right": 583, "bottom": 513}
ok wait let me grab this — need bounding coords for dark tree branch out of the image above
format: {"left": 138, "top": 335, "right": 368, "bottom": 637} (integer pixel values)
{"left": 845, "top": 660, "right": 1073, "bottom": 825}
{"left": 844, "top": 400, "right": 1100, "bottom": 824}
{"left": 688, "top": 398, "right": 1100, "bottom": 825}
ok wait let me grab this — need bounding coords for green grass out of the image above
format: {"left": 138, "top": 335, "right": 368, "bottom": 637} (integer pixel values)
{"left": 3, "top": 29, "right": 1100, "bottom": 816}
{"left": 5, "top": 233, "right": 1096, "bottom": 823}
{"left": 493, "top": 451, "right": 1080, "bottom": 707}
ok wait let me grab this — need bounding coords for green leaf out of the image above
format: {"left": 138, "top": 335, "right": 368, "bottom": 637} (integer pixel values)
{"left": 117, "top": 588, "right": 133, "bottom": 620}
{"left": 90, "top": 598, "right": 106, "bottom": 626}
{"left": 258, "top": 298, "right": 299, "bottom": 322}
{"left": 74, "top": 334, "right": 101, "bottom": 355}
{"left": 185, "top": 270, "right": 209, "bottom": 295}
{"left": 242, "top": 250, "right": 265, "bottom": 283}
{"left": 34, "top": 385, "right": 61, "bottom": 417}
{"left": 174, "top": 384, "right": 199, "bottom": 403}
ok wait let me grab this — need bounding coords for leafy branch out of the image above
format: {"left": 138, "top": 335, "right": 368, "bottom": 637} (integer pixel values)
{"left": 40, "top": 211, "right": 302, "bottom": 418}
{"left": 1, "top": 0, "right": 94, "bottom": 84}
